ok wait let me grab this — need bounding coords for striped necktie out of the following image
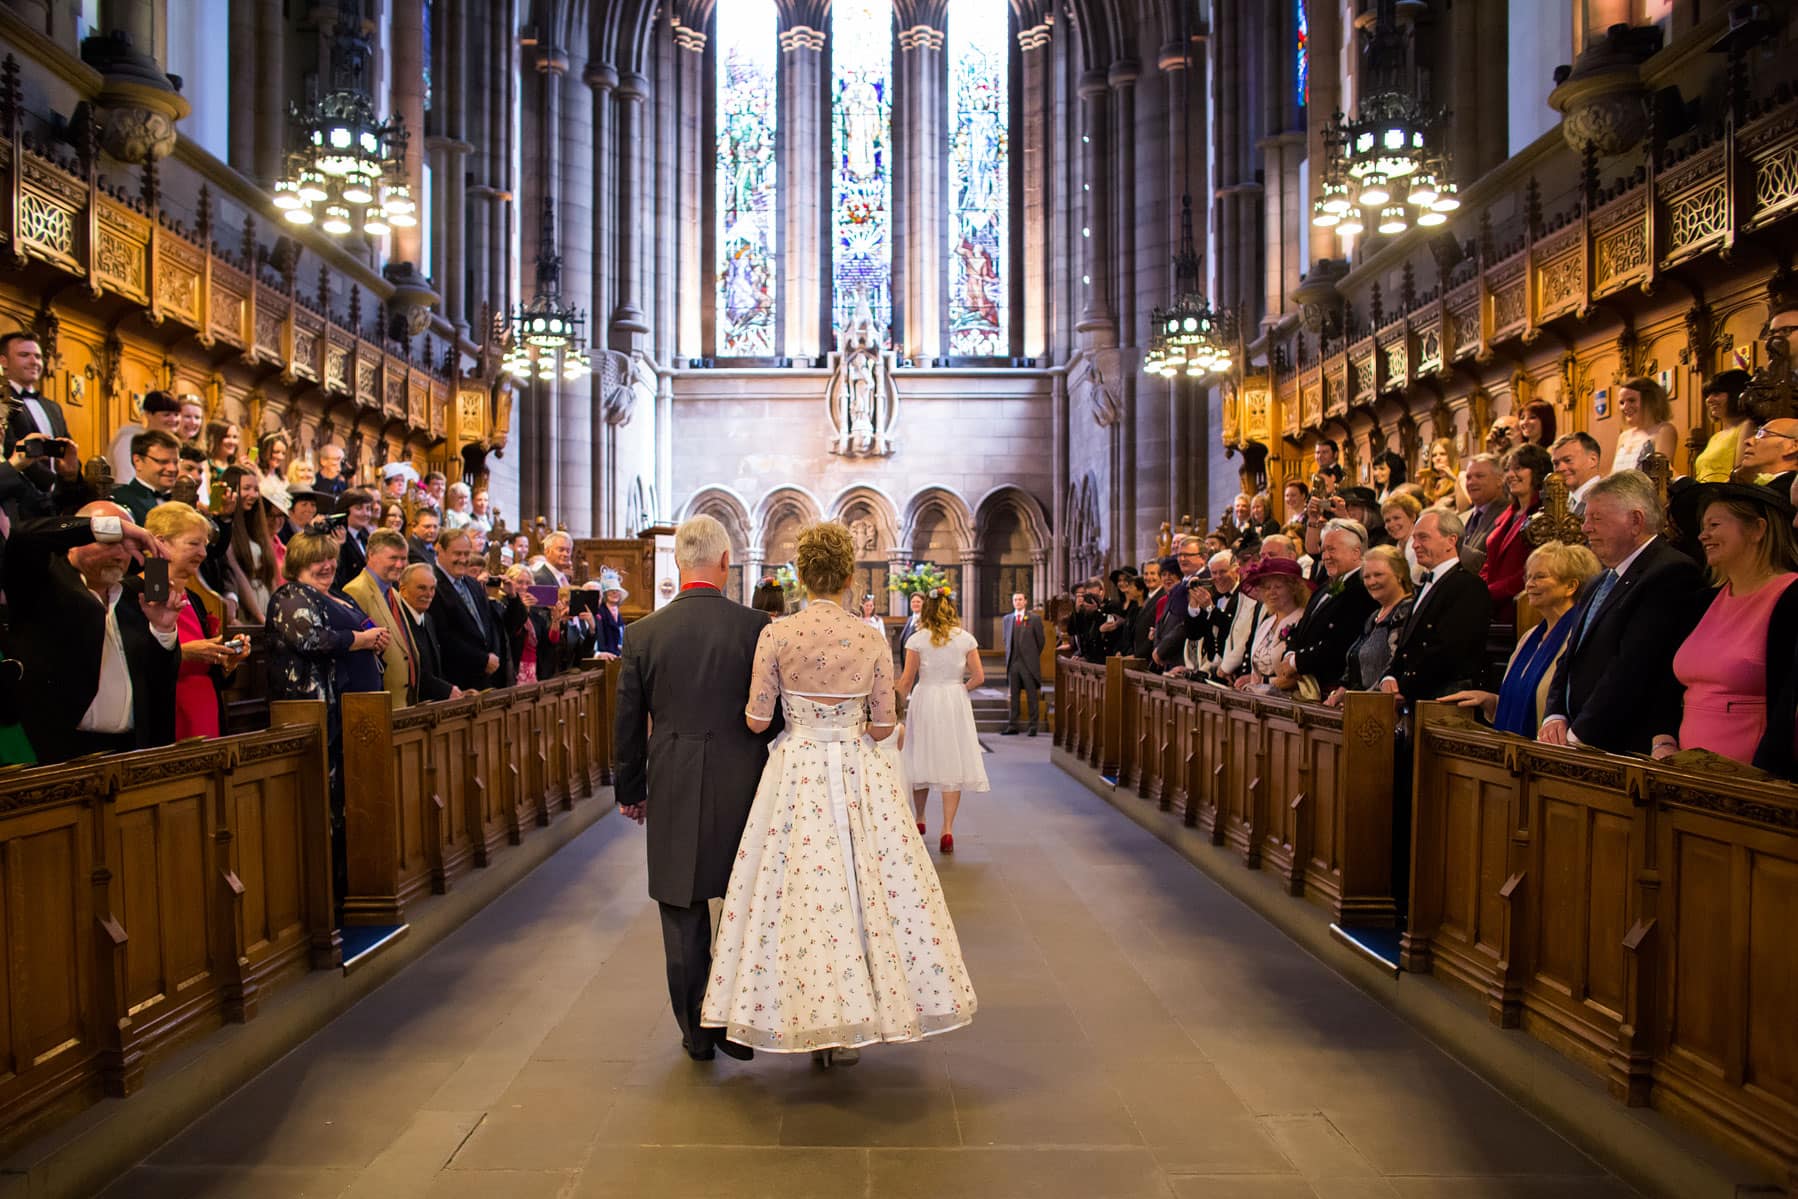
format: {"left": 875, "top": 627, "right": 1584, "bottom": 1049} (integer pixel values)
{"left": 386, "top": 589, "right": 420, "bottom": 695}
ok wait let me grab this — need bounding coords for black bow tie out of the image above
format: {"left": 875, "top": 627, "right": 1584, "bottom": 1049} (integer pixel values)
{"left": 11, "top": 388, "right": 38, "bottom": 400}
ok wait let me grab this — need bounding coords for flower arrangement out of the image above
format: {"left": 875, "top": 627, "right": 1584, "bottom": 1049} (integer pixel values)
{"left": 772, "top": 563, "right": 804, "bottom": 609}
{"left": 888, "top": 561, "right": 954, "bottom": 600}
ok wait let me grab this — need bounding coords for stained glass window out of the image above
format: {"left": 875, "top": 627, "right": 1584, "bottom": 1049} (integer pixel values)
{"left": 947, "top": 0, "right": 1009, "bottom": 356}
{"left": 715, "top": 0, "right": 779, "bottom": 356}
{"left": 1296, "top": 0, "right": 1309, "bottom": 110}
{"left": 831, "top": 0, "right": 893, "bottom": 346}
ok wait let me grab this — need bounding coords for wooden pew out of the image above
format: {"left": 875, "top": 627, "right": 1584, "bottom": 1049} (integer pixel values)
{"left": 340, "top": 672, "right": 611, "bottom": 926}
{"left": 0, "top": 711, "right": 332, "bottom": 1146}
{"left": 1408, "top": 702, "right": 1798, "bottom": 1186}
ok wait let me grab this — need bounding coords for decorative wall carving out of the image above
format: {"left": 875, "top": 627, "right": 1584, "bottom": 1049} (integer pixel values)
{"left": 1594, "top": 222, "right": 1648, "bottom": 288}
{"left": 1668, "top": 181, "right": 1729, "bottom": 255}
{"left": 19, "top": 193, "right": 74, "bottom": 258}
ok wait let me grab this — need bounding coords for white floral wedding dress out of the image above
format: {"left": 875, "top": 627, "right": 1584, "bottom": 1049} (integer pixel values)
{"left": 700, "top": 599, "right": 977, "bottom": 1053}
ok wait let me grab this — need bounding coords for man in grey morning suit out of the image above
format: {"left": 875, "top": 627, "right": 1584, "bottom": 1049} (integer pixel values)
{"left": 1000, "top": 592, "right": 1046, "bottom": 736}
{"left": 612, "top": 515, "right": 773, "bottom": 1062}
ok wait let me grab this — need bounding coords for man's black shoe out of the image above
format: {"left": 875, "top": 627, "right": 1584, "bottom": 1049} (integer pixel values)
{"left": 716, "top": 1036, "right": 755, "bottom": 1062}
{"left": 1000, "top": 728, "right": 1019, "bottom": 736}
{"left": 682, "top": 1037, "right": 715, "bottom": 1061}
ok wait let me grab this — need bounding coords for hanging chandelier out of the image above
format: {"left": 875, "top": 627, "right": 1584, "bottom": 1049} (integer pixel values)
{"left": 272, "top": 3, "right": 416, "bottom": 237}
{"left": 1312, "top": 0, "right": 1459, "bottom": 238}
{"left": 502, "top": 196, "right": 591, "bottom": 383}
{"left": 1144, "top": 195, "right": 1235, "bottom": 380}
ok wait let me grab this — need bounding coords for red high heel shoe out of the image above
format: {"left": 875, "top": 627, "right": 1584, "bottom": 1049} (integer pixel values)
{"left": 939, "top": 833, "right": 954, "bottom": 854}
{"left": 917, "top": 821, "right": 926, "bottom": 836}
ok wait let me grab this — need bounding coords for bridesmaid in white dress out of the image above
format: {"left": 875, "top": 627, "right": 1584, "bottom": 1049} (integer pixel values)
{"left": 701, "top": 523, "right": 977, "bottom": 1067}
{"left": 896, "top": 590, "right": 990, "bottom": 854}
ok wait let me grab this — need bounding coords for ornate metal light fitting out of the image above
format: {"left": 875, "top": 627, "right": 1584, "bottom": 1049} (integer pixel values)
{"left": 1312, "top": 0, "right": 1459, "bottom": 239}
{"left": 1144, "top": 195, "right": 1235, "bottom": 381}
{"left": 502, "top": 197, "right": 591, "bottom": 383}
{"left": 272, "top": 3, "right": 415, "bottom": 237}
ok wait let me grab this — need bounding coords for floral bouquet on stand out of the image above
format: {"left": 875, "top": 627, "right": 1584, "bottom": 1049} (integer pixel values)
{"left": 772, "top": 563, "right": 805, "bottom": 610}
{"left": 888, "top": 561, "right": 954, "bottom": 601}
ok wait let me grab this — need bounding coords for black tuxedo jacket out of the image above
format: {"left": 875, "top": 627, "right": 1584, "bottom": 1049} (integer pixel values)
{"left": 402, "top": 605, "right": 456, "bottom": 702}
{"left": 336, "top": 527, "right": 370, "bottom": 593}
{"left": 1182, "top": 585, "right": 1245, "bottom": 664}
{"left": 1152, "top": 579, "right": 1196, "bottom": 667}
{"left": 4, "top": 518, "right": 177, "bottom": 762}
{"left": 427, "top": 567, "right": 503, "bottom": 689}
{"left": 1543, "top": 537, "right": 1704, "bottom": 754}
{"left": 4, "top": 390, "right": 69, "bottom": 455}
{"left": 1130, "top": 592, "right": 1163, "bottom": 659}
{"left": 1385, "top": 564, "right": 1492, "bottom": 699}
{"left": 1289, "top": 570, "right": 1378, "bottom": 691}
{"left": 613, "top": 587, "right": 773, "bottom": 907}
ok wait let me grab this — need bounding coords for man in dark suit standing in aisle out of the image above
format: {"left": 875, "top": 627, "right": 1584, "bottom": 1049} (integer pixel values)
{"left": 1381, "top": 509, "right": 1492, "bottom": 700}
{"left": 1285, "top": 518, "right": 1377, "bottom": 692}
{"left": 2, "top": 332, "right": 69, "bottom": 455}
{"left": 614, "top": 514, "right": 771, "bottom": 1063}
{"left": 1001, "top": 592, "right": 1046, "bottom": 736}
{"left": 1539, "top": 471, "right": 1703, "bottom": 755}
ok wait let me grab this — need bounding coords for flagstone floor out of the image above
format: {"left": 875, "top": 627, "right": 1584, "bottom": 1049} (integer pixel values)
{"left": 100, "top": 740, "right": 1631, "bottom": 1199}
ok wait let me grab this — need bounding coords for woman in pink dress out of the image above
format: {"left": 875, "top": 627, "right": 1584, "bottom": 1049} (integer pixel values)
{"left": 1657, "top": 483, "right": 1798, "bottom": 764}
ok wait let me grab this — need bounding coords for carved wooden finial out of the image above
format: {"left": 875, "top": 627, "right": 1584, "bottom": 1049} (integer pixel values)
{"left": 0, "top": 55, "right": 20, "bottom": 136}
{"left": 139, "top": 157, "right": 160, "bottom": 214}
{"left": 1370, "top": 281, "right": 1384, "bottom": 329}
{"left": 348, "top": 286, "right": 362, "bottom": 334}
{"left": 1525, "top": 473, "right": 1586, "bottom": 547}
{"left": 316, "top": 262, "right": 330, "bottom": 314}
{"left": 196, "top": 184, "right": 213, "bottom": 244}
{"left": 1525, "top": 177, "right": 1542, "bottom": 238}
{"left": 1638, "top": 451, "right": 1682, "bottom": 541}
{"left": 1400, "top": 263, "right": 1416, "bottom": 313}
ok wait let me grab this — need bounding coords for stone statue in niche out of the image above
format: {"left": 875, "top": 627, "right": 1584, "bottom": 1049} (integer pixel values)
{"left": 827, "top": 289, "right": 897, "bottom": 457}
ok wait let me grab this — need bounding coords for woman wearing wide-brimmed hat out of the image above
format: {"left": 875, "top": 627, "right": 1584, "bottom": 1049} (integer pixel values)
{"left": 1230, "top": 556, "right": 1315, "bottom": 696}
{"left": 1655, "top": 481, "right": 1798, "bottom": 769}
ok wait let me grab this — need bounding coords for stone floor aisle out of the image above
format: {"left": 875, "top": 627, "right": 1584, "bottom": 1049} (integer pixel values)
{"left": 101, "top": 741, "right": 1632, "bottom": 1199}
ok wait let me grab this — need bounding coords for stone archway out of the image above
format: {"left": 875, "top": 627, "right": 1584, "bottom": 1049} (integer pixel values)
{"left": 683, "top": 485, "right": 754, "bottom": 599}
{"left": 828, "top": 484, "right": 903, "bottom": 615}
{"left": 975, "top": 485, "right": 1051, "bottom": 648}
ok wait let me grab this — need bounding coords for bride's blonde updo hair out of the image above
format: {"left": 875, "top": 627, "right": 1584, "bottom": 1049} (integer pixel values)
{"left": 921, "top": 589, "right": 959, "bottom": 646}
{"left": 794, "top": 522, "right": 856, "bottom": 596}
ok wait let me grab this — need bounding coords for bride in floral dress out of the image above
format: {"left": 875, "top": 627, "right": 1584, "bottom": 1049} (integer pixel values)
{"left": 701, "top": 522, "right": 977, "bottom": 1067}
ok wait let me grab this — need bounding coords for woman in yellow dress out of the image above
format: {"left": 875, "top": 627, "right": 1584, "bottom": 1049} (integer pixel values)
{"left": 1692, "top": 369, "right": 1752, "bottom": 483}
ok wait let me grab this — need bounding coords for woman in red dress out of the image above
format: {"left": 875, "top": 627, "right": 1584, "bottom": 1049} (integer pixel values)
{"left": 1479, "top": 443, "right": 1552, "bottom": 612}
{"left": 148, "top": 502, "right": 249, "bottom": 738}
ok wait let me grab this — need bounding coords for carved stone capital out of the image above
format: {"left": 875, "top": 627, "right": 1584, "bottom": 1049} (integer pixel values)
{"left": 582, "top": 61, "right": 618, "bottom": 92}
{"left": 1019, "top": 23, "right": 1053, "bottom": 52}
{"left": 534, "top": 46, "right": 570, "bottom": 76}
{"left": 673, "top": 24, "right": 707, "bottom": 54}
{"left": 898, "top": 25, "right": 946, "bottom": 52}
{"left": 616, "top": 72, "right": 651, "bottom": 103}
{"left": 780, "top": 26, "right": 826, "bottom": 53}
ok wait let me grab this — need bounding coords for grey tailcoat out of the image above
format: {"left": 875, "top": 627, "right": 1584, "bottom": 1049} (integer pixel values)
{"left": 612, "top": 587, "right": 773, "bottom": 907}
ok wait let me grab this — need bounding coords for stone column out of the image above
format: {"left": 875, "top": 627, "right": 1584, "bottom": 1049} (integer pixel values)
{"left": 1076, "top": 70, "right": 1115, "bottom": 342}
{"left": 228, "top": 1, "right": 257, "bottom": 174}
{"left": 557, "top": 63, "right": 595, "bottom": 536}
{"left": 388, "top": 0, "right": 427, "bottom": 268}
{"left": 1109, "top": 60, "right": 1139, "bottom": 344}
{"left": 653, "top": 27, "right": 678, "bottom": 366}
{"left": 656, "top": 373, "right": 673, "bottom": 532}
{"left": 899, "top": 22, "right": 945, "bottom": 362}
{"left": 1018, "top": 20, "right": 1052, "bottom": 361}
{"left": 1030, "top": 549, "right": 1048, "bottom": 610}
{"left": 674, "top": 23, "right": 706, "bottom": 359}
{"left": 779, "top": 23, "right": 825, "bottom": 361}
{"left": 958, "top": 549, "right": 981, "bottom": 648}
{"left": 1161, "top": 37, "right": 1195, "bottom": 525}
{"left": 584, "top": 61, "right": 617, "bottom": 532}
{"left": 887, "top": 548, "right": 911, "bottom": 617}
{"left": 1051, "top": 368, "right": 1068, "bottom": 595}
{"left": 253, "top": 0, "right": 285, "bottom": 184}
{"left": 611, "top": 71, "right": 651, "bottom": 346}
{"left": 743, "top": 550, "right": 767, "bottom": 604}
{"left": 525, "top": 44, "right": 568, "bottom": 523}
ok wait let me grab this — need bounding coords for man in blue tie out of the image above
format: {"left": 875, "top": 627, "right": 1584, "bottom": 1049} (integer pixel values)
{"left": 1538, "top": 471, "right": 1702, "bottom": 755}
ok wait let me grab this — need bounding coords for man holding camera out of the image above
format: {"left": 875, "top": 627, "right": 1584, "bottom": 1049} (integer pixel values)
{"left": 2, "top": 333, "right": 69, "bottom": 455}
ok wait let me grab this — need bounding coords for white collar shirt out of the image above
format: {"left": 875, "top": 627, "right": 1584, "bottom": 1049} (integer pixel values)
{"left": 77, "top": 583, "right": 178, "bottom": 733}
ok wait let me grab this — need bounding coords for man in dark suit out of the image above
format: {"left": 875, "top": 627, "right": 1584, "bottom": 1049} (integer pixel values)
{"left": 1286, "top": 518, "right": 1378, "bottom": 692}
{"left": 1151, "top": 536, "right": 1209, "bottom": 669}
{"left": 1540, "top": 471, "right": 1704, "bottom": 755}
{"left": 334, "top": 488, "right": 378, "bottom": 590}
{"left": 110, "top": 429, "right": 180, "bottom": 525}
{"left": 899, "top": 591, "right": 925, "bottom": 650}
{"left": 427, "top": 527, "right": 503, "bottom": 690}
{"left": 313, "top": 443, "right": 349, "bottom": 499}
{"left": 394, "top": 562, "right": 459, "bottom": 701}
{"left": 614, "top": 514, "right": 771, "bottom": 1063}
{"left": 1458, "top": 454, "right": 1505, "bottom": 572}
{"left": 5, "top": 502, "right": 180, "bottom": 762}
{"left": 1179, "top": 550, "right": 1244, "bottom": 671}
{"left": 1381, "top": 509, "right": 1492, "bottom": 699}
{"left": 534, "top": 530, "right": 575, "bottom": 587}
{"left": 2, "top": 331, "right": 70, "bottom": 455}
{"left": 407, "top": 508, "right": 440, "bottom": 566}
{"left": 1001, "top": 592, "right": 1046, "bottom": 736}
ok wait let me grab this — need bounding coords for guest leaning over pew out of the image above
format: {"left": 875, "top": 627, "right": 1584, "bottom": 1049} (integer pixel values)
{"left": 1538, "top": 471, "right": 1704, "bottom": 755}
{"left": 1651, "top": 483, "right": 1798, "bottom": 766}
{"left": 1440, "top": 541, "right": 1602, "bottom": 735}
{"left": 4, "top": 503, "right": 179, "bottom": 763}
{"left": 147, "top": 501, "right": 246, "bottom": 739}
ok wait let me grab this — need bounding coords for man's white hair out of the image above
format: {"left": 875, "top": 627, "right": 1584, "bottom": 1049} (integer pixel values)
{"left": 543, "top": 530, "right": 573, "bottom": 551}
{"left": 675, "top": 514, "right": 732, "bottom": 570}
{"left": 1207, "top": 549, "right": 1236, "bottom": 572}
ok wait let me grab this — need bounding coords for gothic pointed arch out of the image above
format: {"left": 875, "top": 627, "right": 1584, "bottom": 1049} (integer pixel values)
{"left": 974, "top": 484, "right": 1050, "bottom": 550}
{"left": 827, "top": 484, "right": 902, "bottom": 550}
{"left": 899, "top": 486, "right": 975, "bottom": 555}
{"left": 754, "top": 485, "right": 825, "bottom": 564}
{"left": 683, "top": 485, "right": 754, "bottom": 552}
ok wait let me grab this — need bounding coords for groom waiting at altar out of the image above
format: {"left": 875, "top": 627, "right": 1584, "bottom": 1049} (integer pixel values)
{"left": 612, "top": 515, "right": 772, "bottom": 1062}
{"left": 1001, "top": 592, "right": 1044, "bottom": 736}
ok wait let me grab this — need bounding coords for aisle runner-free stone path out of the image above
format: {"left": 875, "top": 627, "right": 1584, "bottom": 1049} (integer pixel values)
{"left": 102, "top": 741, "right": 1632, "bottom": 1199}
